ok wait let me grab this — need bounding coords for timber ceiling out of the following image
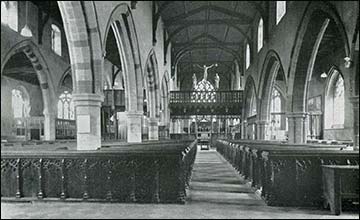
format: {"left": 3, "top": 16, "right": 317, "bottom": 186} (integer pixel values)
{"left": 156, "top": 1, "right": 265, "bottom": 89}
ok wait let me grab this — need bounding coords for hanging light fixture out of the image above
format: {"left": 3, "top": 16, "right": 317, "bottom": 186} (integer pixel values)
{"left": 320, "top": 72, "right": 328, "bottom": 78}
{"left": 20, "top": 1, "right": 32, "bottom": 37}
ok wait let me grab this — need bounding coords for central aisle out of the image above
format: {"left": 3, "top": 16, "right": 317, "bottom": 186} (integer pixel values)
{"left": 186, "top": 148, "right": 266, "bottom": 206}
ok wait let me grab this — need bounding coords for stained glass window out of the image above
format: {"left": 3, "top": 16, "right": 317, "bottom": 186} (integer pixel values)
{"left": 51, "top": 24, "right": 61, "bottom": 56}
{"left": 258, "top": 18, "right": 264, "bottom": 52}
{"left": 57, "top": 91, "right": 74, "bottom": 120}
{"left": 276, "top": 1, "right": 286, "bottom": 25}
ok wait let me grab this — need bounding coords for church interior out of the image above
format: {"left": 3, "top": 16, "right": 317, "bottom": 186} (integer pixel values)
{"left": 1, "top": 1, "right": 359, "bottom": 219}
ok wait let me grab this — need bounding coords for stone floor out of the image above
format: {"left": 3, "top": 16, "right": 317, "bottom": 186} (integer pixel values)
{"left": 1, "top": 147, "right": 359, "bottom": 219}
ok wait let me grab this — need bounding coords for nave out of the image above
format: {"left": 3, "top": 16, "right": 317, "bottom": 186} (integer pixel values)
{"left": 1, "top": 148, "right": 358, "bottom": 219}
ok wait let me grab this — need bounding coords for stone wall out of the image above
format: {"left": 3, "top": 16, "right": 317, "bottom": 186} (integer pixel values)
{"left": 1, "top": 76, "right": 44, "bottom": 137}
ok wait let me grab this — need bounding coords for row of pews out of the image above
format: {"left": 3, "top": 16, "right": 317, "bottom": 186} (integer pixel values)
{"left": 215, "top": 139, "right": 359, "bottom": 215}
{"left": 1, "top": 139, "right": 197, "bottom": 204}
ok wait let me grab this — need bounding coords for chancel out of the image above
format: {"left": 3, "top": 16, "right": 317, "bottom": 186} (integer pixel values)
{"left": 1, "top": 1, "right": 359, "bottom": 219}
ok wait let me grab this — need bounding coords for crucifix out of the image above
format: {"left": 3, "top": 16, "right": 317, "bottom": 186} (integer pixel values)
{"left": 195, "top": 63, "right": 218, "bottom": 81}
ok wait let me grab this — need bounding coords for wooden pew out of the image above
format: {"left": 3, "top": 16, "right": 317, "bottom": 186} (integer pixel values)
{"left": 1, "top": 140, "right": 197, "bottom": 204}
{"left": 321, "top": 165, "right": 359, "bottom": 215}
{"left": 215, "top": 139, "right": 359, "bottom": 207}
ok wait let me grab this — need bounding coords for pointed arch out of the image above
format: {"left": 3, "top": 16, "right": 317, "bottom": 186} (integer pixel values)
{"left": 57, "top": 1, "right": 103, "bottom": 94}
{"left": 144, "top": 49, "right": 161, "bottom": 120}
{"left": 324, "top": 66, "right": 345, "bottom": 129}
{"left": 160, "top": 71, "right": 170, "bottom": 126}
{"left": 102, "top": 3, "right": 143, "bottom": 112}
{"left": 243, "top": 75, "right": 258, "bottom": 119}
{"left": 287, "top": 1, "right": 350, "bottom": 113}
{"left": 258, "top": 50, "right": 286, "bottom": 121}
{"left": 1, "top": 40, "right": 56, "bottom": 116}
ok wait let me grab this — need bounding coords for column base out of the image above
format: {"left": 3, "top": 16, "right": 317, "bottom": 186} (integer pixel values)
{"left": 43, "top": 112, "right": 56, "bottom": 141}
{"left": 73, "top": 93, "right": 103, "bottom": 150}
{"left": 287, "top": 112, "right": 308, "bottom": 144}
{"left": 148, "top": 117, "right": 159, "bottom": 141}
{"left": 127, "top": 111, "right": 143, "bottom": 143}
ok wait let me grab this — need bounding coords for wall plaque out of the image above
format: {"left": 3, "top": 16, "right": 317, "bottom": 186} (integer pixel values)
{"left": 77, "top": 115, "right": 91, "bottom": 133}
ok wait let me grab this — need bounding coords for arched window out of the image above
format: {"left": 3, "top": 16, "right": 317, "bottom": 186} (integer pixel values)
{"left": 1, "top": 1, "right": 18, "bottom": 31}
{"left": 57, "top": 91, "right": 74, "bottom": 120}
{"left": 249, "top": 92, "right": 257, "bottom": 116}
{"left": 246, "top": 43, "right": 250, "bottom": 69}
{"left": 257, "top": 18, "right": 264, "bottom": 52}
{"left": 325, "top": 70, "right": 345, "bottom": 129}
{"left": 276, "top": 1, "right": 286, "bottom": 25}
{"left": 12, "top": 88, "right": 29, "bottom": 118}
{"left": 1, "top": 1, "right": 8, "bottom": 25}
{"left": 270, "top": 88, "right": 282, "bottom": 129}
{"left": 51, "top": 24, "right": 62, "bottom": 56}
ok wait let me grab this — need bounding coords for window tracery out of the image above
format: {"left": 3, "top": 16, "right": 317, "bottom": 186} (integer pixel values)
{"left": 57, "top": 91, "right": 74, "bottom": 120}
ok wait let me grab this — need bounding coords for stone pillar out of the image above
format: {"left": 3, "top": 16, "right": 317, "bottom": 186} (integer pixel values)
{"left": 256, "top": 120, "right": 269, "bottom": 140}
{"left": 148, "top": 117, "right": 159, "bottom": 140}
{"left": 287, "top": 112, "right": 308, "bottom": 144}
{"left": 126, "top": 111, "right": 143, "bottom": 143}
{"left": 350, "top": 96, "right": 359, "bottom": 150}
{"left": 242, "top": 120, "right": 248, "bottom": 139}
{"left": 72, "top": 93, "right": 103, "bottom": 150}
{"left": 43, "top": 112, "right": 56, "bottom": 141}
{"left": 176, "top": 119, "right": 181, "bottom": 133}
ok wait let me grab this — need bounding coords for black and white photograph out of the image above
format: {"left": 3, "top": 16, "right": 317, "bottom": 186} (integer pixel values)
{"left": 1, "top": 1, "right": 359, "bottom": 219}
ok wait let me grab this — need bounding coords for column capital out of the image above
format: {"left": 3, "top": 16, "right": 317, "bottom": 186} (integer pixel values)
{"left": 43, "top": 109, "right": 56, "bottom": 117}
{"left": 126, "top": 111, "right": 144, "bottom": 117}
{"left": 286, "top": 112, "right": 308, "bottom": 118}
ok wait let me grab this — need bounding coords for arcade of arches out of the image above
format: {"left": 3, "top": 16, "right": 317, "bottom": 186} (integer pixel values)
{"left": 0, "top": 1, "right": 359, "bottom": 217}
{"left": 1, "top": 1, "right": 358, "bottom": 149}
